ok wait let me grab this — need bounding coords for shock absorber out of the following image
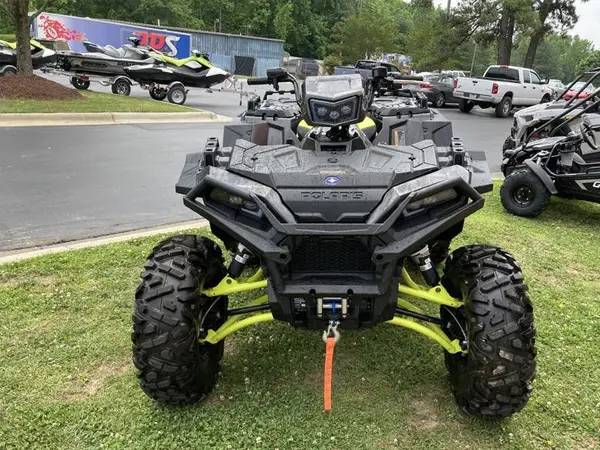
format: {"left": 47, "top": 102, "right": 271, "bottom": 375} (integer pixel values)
{"left": 228, "top": 243, "right": 252, "bottom": 278}
{"left": 411, "top": 246, "right": 440, "bottom": 287}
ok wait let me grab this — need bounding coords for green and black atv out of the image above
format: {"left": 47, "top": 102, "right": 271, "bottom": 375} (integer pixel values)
{"left": 132, "top": 68, "right": 536, "bottom": 418}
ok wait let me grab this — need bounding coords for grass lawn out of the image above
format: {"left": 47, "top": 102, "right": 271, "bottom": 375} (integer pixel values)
{"left": 0, "top": 91, "right": 195, "bottom": 114}
{"left": 1, "top": 186, "right": 599, "bottom": 450}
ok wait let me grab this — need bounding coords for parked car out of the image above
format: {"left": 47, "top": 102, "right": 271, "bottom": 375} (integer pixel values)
{"left": 454, "top": 65, "right": 554, "bottom": 117}
{"left": 417, "top": 74, "right": 459, "bottom": 107}
{"left": 547, "top": 79, "right": 566, "bottom": 98}
{"left": 563, "top": 81, "right": 596, "bottom": 100}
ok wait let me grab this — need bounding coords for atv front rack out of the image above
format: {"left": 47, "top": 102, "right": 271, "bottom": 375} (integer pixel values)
{"left": 200, "top": 268, "right": 465, "bottom": 354}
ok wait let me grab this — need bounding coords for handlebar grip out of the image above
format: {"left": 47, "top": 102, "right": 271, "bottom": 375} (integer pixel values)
{"left": 247, "top": 77, "right": 269, "bottom": 86}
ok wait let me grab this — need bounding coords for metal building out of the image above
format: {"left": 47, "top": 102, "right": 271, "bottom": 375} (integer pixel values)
{"left": 190, "top": 32, "right": 284, "bottom": 77}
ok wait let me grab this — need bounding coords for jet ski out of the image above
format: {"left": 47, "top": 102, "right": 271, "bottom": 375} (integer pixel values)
{"left": 56, "top": 37, "right": 157, "bottom": 77}
{"left": 124, "top": 50, "right": 230, "bottom": 104}
{"left": 0, "top": 40, "right": 57, "bottom": 75}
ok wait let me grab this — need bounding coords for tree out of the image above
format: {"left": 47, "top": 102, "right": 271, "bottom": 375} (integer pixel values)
{"left": 329, "top": 0, "right": 399, "bottom": 63}
{"left": 522, "top": 0, "right": 587, "bottom": 68}
{"left": 453, "top": 0, "right": 534, "bottom": 65}
{"left": 0, "top": 0, "right": 55, "bottom": 75}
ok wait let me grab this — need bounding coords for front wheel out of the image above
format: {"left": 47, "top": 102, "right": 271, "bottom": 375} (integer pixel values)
{"left": 458, "top": 99, "right": 474, "bottom": 113}
{"left": 132, "top": 235, "right": 228, "bottom": 405}
{"left": 500, "top": 169, "right": 550, "bottom": 217}
{"left": 442, "top": 245, "right": 536, "bottom": 418}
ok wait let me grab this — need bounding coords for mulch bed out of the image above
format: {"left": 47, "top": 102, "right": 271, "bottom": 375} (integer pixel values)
{"left": 0, "top": 75, "right": 80, "bottom": 100}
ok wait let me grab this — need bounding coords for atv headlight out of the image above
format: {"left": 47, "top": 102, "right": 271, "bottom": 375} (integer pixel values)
{"left": 407, "top": 189, "right": 458, "bottom": 211}
{"left": 308, "top": 97, "right": 359, "bottom": 126}
{"left": 209, "top": 188, "right": 258, "bottom": 211}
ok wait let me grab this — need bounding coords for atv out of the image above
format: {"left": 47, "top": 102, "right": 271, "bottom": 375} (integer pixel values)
{"left": 132, "top": 68, "right": 536, "bottom": 418}
{"left": 501, "top": 85, "right": 600, "bottom": 217}
{"left": 502, "top": 68, "right": 600, "bottom": 153}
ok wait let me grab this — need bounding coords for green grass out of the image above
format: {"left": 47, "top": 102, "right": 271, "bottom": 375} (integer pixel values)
{"left": 1, "top": 185, "right": 599, "bottom": 450}
{"left": 0, "top": 34, "right": 16, "bottom": 42}
{"left": 0, "top": 91, "right": 195, "bottom": 114}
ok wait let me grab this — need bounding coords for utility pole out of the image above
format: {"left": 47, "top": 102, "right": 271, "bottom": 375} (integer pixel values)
{"left": 219, "top": 7, "right": 222, "bottom": 33}
{"left": 470, "top": 42, "right": 477, "bottom": 75}
{"left": 446, "top": 0, "right": 451, "bottom": 14}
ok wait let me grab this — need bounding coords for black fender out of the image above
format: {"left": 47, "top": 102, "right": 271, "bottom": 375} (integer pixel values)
{"left": 524, "top": 159, "right": 558, "bottom": 194}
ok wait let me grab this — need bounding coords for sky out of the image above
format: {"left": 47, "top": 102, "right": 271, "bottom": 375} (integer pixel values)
{"left": 431, "top": 0, "right": 600, "bottom": 48}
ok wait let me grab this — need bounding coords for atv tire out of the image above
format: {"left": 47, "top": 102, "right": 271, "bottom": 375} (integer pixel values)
{"left": 500, "top": 169, "right": 550, "bottom": 217}
{"left": 458, "top": 99, "right": 474, "bottom": 113}
{"left": 132, "top": 234, "right": 228, "bottom": 405}
{"left": 495, "top": 96, "right": 512, "bottom": 118}
{"left": 442, "top": 245, "right": 536, "bottom": 418}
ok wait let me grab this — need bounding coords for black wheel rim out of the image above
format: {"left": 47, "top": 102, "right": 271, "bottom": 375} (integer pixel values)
{"left": 512, "top": 185, "right": 535, "bottom": 206}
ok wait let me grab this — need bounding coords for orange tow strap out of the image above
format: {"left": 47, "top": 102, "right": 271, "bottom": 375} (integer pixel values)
{"left": 324, "top": 336, "right": 336, "bottom": 411}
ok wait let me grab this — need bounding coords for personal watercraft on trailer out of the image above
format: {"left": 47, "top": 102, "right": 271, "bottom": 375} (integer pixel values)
{"left": 124, "top": 50, "right": 230, "bottom": 105}
{"left": 0, "top": 40, "right": 57, "bottom": 76}
{"left": 49, "top": 37, "right": 159, "bottom": 94}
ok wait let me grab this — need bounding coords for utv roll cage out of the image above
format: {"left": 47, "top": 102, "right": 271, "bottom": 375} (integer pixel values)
{"left": 525, "top": 81, "right": 600, "bottom": 145}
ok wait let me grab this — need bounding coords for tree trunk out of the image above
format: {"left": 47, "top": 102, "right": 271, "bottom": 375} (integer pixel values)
{"left": 523, "top": 31, "right": 543, "bottom": 68}
{"left": 523, "top": 0, "right": 552, "bottom": 68}
{"left": 15, "top": 0, "right": 34, "bottom": 76}
{"left": 497, "top": 8, "right": 515, "bottom": 65}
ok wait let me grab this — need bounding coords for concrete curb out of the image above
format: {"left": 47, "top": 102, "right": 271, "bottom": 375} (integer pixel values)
{"left": 0, "top": 112, "right": 231, "bottom": 127}
{"left": 0, "top": 220, "right": 209, "bottom": 265}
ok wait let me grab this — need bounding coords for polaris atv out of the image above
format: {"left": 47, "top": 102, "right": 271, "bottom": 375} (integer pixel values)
{"left": 132, "top": 68, "right": 536, "bottom": 418}
{"left": 502, "top": 68, "right": 600, "bottom": 153}
{"left": 501, "top": 85, "right": 600, "bottom": 217}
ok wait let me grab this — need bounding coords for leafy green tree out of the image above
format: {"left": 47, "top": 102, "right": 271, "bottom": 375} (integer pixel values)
{"left": 329, "top": 0, "right": 399, "bottom": 64}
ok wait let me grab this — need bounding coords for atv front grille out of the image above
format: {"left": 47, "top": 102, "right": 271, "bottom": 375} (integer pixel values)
{"left": 291, "top": 237, "right": 374, "bottom": 273}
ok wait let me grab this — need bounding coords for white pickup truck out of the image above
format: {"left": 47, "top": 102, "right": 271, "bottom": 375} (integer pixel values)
{"left": 453, "top": 65, "right": 554, "bottom": 118}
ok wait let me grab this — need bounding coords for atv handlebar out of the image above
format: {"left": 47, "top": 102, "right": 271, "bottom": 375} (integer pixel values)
{"left": 247, "top": 77, "right": 269, "bottom": 86}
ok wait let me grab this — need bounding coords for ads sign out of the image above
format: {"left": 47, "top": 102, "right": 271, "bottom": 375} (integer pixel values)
{"left": 34, "top": 13, "right": 191, "bottom": 57}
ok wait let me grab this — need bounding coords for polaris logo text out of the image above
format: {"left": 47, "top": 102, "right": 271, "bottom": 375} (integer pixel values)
{"left": 301, "top": 192, "right": 364, "bottom": 200}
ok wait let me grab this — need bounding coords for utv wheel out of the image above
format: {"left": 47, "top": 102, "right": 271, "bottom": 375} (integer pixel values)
{"left": 442, "top": 245, "right": 536, "bottom": 418}
{"left": 70, "top": 77, "right": 90, "bottom": 90}
{"left": 495, "top": 96, "right": 512, "bottom": 118}
{"left": 458, "top": 99, "right": 474, "bottom": 113}
{"left": 149, "top": 86, "right": 167, "bottom": 101}
{"left": 132, "top": 234, "right": 228, "bottom": 405}
{"left": 112, "top": 79, "right": 131, "bottom": 96}
{"left": 500, "top": 169, "right": 550, "bottom": 217}
{"left": 168, "top": 85, "right": 187, "bottom": 105}
{"left": 435, "top": 92, "right": 446, "bottom": 108}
